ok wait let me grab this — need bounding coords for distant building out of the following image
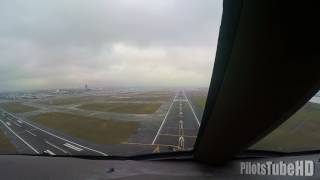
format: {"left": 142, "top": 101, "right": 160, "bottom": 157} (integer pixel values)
{"left": 85, "top": 83, "right": 90, "bottom": 91}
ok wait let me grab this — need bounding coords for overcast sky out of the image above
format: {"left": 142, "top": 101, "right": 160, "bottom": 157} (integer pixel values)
{"left": 0, "top": 0, "right": 223, "bottom": 92}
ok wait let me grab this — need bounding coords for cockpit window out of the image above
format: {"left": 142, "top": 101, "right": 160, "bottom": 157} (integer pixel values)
{"left": 251, "top": 91, "right": 320, "bottom": 152}
{"left": 0, "top": 0, "right": 222, "bottom": 156}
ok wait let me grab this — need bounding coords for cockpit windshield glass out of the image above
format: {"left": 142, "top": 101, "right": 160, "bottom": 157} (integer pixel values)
{"left": 0, "top": 0, "right": 222, "bottom": 156}
{"left": 251, "top": 91, "right": 320, "bottom": 152}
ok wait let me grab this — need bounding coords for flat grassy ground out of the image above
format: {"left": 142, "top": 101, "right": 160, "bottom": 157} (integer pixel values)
{"left": 252, "top": 102, "right": 320, "bottom": 152}
{"left": 190, "top": 94, "right": 207, "bottom": 119}
{"left": 31, "top": 112, "right": 139, "bottom": 144}
{"left": 42, "top": 95, "right": 169, "bottom": 106}
{"left": 42, "top": 96, "right": 108, "bottom": 105}
{"left": 136, "top": 91, "right": 172, "bottom": 96}
{"left": 125, "top": 96, "right": 170, "bottom": 101}
{"left": 78, "top": 102, "right": 162, "bottom": 114}
{"left": 0, "top": 129, "right": 16, "bottom": 154}
{"left": 190, "top": 95, "right": 207, "bottom": 111}
{"left": 0, "top": 102, "right": 37, "bottom": 113}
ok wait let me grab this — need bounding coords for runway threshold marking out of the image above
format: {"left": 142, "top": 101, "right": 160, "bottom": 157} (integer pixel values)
{"left": 124, "top": 142, "right": 180, "bottom": 149}
{"left": 0, "top": 119, "right": 39, "bottom": 154}
{"left": 1, "top": 109, "right": 108, "bottom": 156}
{"left": 151, "top": 92, "right": 178, "bottom": 144}
{"left": 45, "top": 141, "right": 69, "bottom": 154}
{"left": 159, "top": 133, "right": 197, "bottom": 138}
{"left": 64, "top": 143, "right": 83, "bottom": 151}
{"left": 163, "top": 127, "right": 198, "bottom": 130}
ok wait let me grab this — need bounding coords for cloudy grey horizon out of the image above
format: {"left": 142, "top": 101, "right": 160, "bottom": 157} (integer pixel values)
{"left": 0, "top": 0, "right": 223, "bottom": 92}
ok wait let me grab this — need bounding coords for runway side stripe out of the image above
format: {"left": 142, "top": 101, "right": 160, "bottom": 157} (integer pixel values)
{"left": 182, "top": 90, "right": 201, "bottom": 126}
{"left": 152, "top": 92, "right": 178, "bottom": 144}
{"left": 0, "top": 119, "right": 39, "bottom": 154}
{"left": 2, "top": 109, "right": 108, "bottom": 156}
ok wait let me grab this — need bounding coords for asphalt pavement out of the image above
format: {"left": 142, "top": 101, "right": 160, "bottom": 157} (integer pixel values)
{"left": 0, "top": 108, "right": 107, "bottom": 156}
{"left": 151, "top": 91, "right": 200, "bottom": 152}
{"left": 0, "top": 90, "right": 201, "bottom": 155}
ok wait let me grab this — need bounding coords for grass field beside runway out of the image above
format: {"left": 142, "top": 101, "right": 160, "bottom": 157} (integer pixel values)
{"left": 0, "top": 129, "right": 16, "bottom": 154}
{"left": 190, "top": 95, "right": 207, "bottom": 111}
{"left": 189, "top": 93, "right": 208, "bottom": 120}
{"left": 0, "top": 102, "right": 37, "bottom": 113}
{"left": 252, "top": 102, "right": 320, "bottom": 152}
{"left": 78, "top": 102, "right": 162, "bottom": 114}
{"left": 42, "top": 96, "right": 109, "bottom": 105}
{"left": 135, "top": 91, "right": 172, "bottom": 96}
{"left": 31, "top": 112, "right": 139, "bottom": 144}
{"left": 42, "top": 94, "right": 170, "bottom": 106}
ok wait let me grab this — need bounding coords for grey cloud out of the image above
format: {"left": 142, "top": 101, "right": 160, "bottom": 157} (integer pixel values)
{"left": 0, "top": 0, "right": 222, "bottom": 92}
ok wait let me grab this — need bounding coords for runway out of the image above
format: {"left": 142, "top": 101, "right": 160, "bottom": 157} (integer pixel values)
{"left": 151, "top": 90, "right": 200, "bottom": 152}
{"left": 0, "top": 90, "right": 202, "bottom": 155}
{"left": 0, "top": 108, "right": 107, "bottom": 156}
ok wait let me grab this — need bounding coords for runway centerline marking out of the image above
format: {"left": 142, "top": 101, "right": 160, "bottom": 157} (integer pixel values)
{"left": 0, "top": 119, "right": 39, "bottom": 154}
{"left": 45, "top": 141, "right": 69, "bottom": 154}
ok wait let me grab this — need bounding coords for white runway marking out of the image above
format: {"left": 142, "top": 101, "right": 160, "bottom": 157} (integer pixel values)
{"left": 14, "top": 122, "right": 22, "bottom": 127}
{"left": 174, "top": 99, "right": 187, "bottom": 102}
{"left": 182, "top": 90, "right": 201, "bottom": 126}
{"left": 26, "top": 130, "right": 37, "bottom": 136}
{"left": 0, "top": 119, "right": 39, "bottom": 154}
{"left": 152, "top": 92, "right": 178, "bottom": 145}
{"left": 6, "top": 122, "right": 11, "bottom": 126}
{"left": 64, "top": 143, "right": 83, "bottom": 151}
{"left": 1, "top": 109, "right": 108, "bottom": 156}
{"left": 45, "top": 141, "right": 68, "bottom": 154}
{"left": 44, "top": 149, "right": 55, "bottom": 155}
{"left": 179, "top": 120, "right": 184, "bottom": 129}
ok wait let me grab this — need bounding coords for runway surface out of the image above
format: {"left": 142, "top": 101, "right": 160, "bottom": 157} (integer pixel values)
{"left": 151, "top": 91, "right": 200, "bottom": 152}
{"left": 0, "top": 108, "right": 107, "bottom": 156}
{"left": 0, "top": 90, "right": 202, "bottom": 155}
